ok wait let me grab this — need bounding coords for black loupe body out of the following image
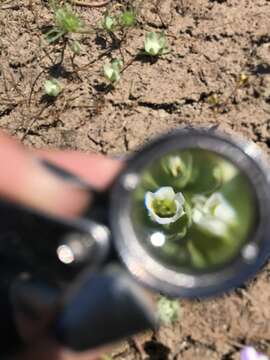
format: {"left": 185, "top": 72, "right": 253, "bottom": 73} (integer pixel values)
{"left": 110, "top": 127, "right": 270, "bottom": 297}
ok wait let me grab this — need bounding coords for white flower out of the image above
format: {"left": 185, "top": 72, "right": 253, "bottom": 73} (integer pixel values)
{"left": 144, "top": 32, "right": 168, "bottom": 56}
{"left": 192, "top": 192, "right": 237, "bottom": 238}
{"left": 240, "top": 347, "right": 269, "bottom": 360}
{"left": 162, "top": 154, "right": 193, "bottom": 188}
{"left": 204, "top": 193, "right": 236, "bottom": 224}
{"left": 103, "top": 59, "right": 123, "bottom": 83}
{"left": 103, "top": 15, "right": 117, "bottom": 32}
{"left": 44, "top": 79, "right": 62, "bottom": 97}
{"left": 145, "top": 186, "right": 185, "bottom": 225}
{"left": 167, "top": 156, "right": 184, "bottom": 177}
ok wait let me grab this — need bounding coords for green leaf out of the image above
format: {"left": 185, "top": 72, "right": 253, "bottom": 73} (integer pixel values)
{"left": 45, "top": 28, "right": 65, "bottom": 43}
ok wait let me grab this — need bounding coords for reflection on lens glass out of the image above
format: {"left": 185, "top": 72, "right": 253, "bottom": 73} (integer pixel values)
{"left": 131, "top": 149, "right": 257, "bottom": 273}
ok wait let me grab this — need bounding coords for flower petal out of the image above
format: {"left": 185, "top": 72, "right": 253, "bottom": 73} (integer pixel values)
{"left": 144, "top": 187, "right": 186, "bottom": 225}
{"left": 175, "top": 192, "right": 185, "bottom": 207}
{"left": 168, "top": 156, "right": 182, "bottom": 177}
{"left": 154, "top": 186, "right": 175, "bottom": 201}
{"left": 149, "top": 207, "right": 182, "bottom": 225}
{"left": 240, "top": 347, "right": 265, "bottom": 360}
{"left": 149, "top": 213, "right": 177, "bottom": 225}
{"left": 192, "top": 208, "right": 203, "bottom": 223}
{"left": 145, "top": 191, "right": 154, "bottom": 211}
{"left": 205, "top": 193, "right": 236, "bottom": 224}
{"left": 195, "top": 216, "right": 228, "bottom": 238}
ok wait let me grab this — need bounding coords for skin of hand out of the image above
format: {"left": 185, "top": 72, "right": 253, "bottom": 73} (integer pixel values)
{"left": 0, "top": 131, "right": 122, "bottom": 360}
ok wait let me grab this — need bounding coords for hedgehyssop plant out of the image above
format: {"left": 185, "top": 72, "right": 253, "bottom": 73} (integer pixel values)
{"left": 144, "top": 32, "right": 169, "bottom": 56}
{"left": 46, "top": 3, "right": 85, "bottom": 43}
{"left": 46, "top": 2, "right": 86, "bottom": 55}
{"left": 102, "top": 8, "right": 136, "bottom": 33}
{"left": 103, "top": 59, "right": 123, "bottom": 84}
{"left": 44, "top": 78, "right": 62, "bottom": 97}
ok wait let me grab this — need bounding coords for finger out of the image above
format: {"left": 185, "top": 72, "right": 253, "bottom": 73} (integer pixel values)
{"left": 0, "top": 132, "right": 90, "bottom": 218}
{"left": 35, "top": 150, "right": 123, "bottom": 191}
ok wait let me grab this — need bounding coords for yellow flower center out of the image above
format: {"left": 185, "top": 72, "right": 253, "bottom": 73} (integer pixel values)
{"left": 152, "top": 198, "right": 177, "bottom": 218}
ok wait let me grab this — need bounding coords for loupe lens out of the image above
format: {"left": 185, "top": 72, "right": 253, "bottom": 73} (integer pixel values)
{"left": 111, "top": 128, "right": 270, "bottom": 297}
{"left": 131, "top": 148, "right": 257, "bottom": 273}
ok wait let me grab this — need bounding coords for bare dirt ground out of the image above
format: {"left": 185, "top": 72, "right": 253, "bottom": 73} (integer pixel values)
{"left": 1, "top": 0, "right": 270, "bottom": 358}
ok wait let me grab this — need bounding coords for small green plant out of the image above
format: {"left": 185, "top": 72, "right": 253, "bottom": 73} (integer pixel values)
{"left": 144, "top": 32, "right": 169, "bottom": 56}
{"left": 206, "top": 93, "right": 226, "bottom": 113}
{"left": 102, "top": 8, "right": 136, "bottom": 33}
{"left": 103, "top": 59, "right": 123, "bottom": 83}
{"left": 157, "top": 296, "right": 180, "bottom": 325}
{"left": 119, "top": 10, "right": 136, "bottom": 28}
{"left": 44, "top": 78, "right": 62, "bottom": 97}
{"left": 207, "top": 93, "right": 220, "bottom": 106}
{"left": 103, "top": 14, "right": 118, "bottom": 33}
{"left": 46, "top": 4, "right": 84, "bottom": 44}
{"left": 69, "top": 40, "right": 81, "bottom": 55}
{"left": 237, "top": 72, "right": 249, "bottom": 87}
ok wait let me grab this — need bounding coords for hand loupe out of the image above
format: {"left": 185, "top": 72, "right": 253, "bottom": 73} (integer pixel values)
{"left": 111, "top": 127, "right": 270, "bottom": 297}
{"left": 1, "top": 127, "right": 270, "bottom": 354}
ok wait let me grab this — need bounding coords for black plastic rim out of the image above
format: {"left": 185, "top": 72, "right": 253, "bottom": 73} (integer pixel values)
{"left": 110, "top": 127, "right": 270, "bottom": 298}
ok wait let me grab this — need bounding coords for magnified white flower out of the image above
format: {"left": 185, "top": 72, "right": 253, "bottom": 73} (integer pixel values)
{"left": 167, "top": 156, "right": 185, "bottom": 177}
{"left": 192, "top": 192, "right": 237, "bottom": 238}
{"left": 145, "top": 186, "right": 185, "bottom": 225}
{"left": 204, "top": 193, "right": 236, "bottom": 224}
{"left": 162, "top": 154, "right": 193, "bottom": 188}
